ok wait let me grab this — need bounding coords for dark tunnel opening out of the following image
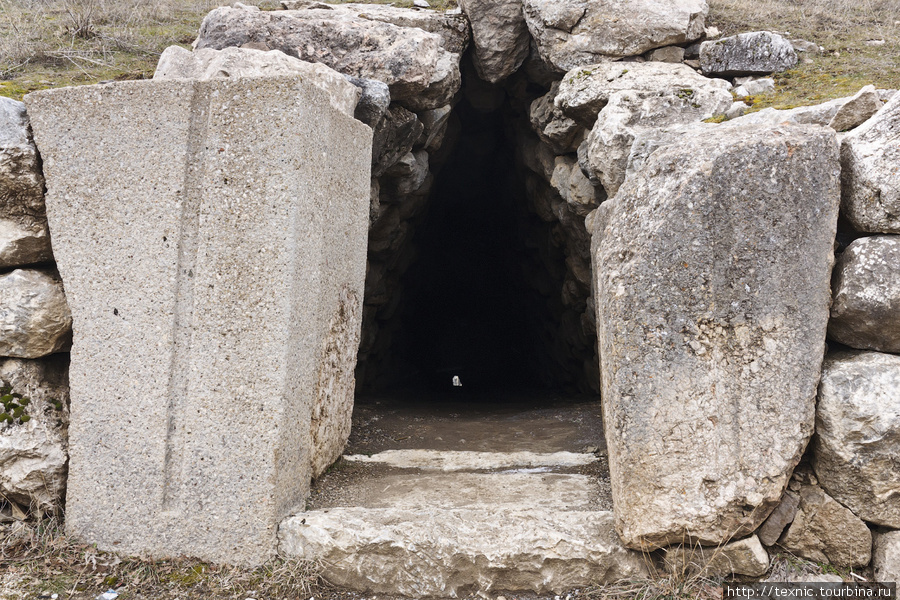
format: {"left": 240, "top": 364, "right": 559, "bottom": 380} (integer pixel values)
{"left": 390, "top": 100, "right": 551, "bottom": 393}
{"left": 355, "top": 59, "right": 599, "bottom": 399}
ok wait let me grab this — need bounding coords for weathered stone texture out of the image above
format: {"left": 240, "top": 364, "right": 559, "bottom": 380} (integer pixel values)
{"left": 530, "top": 81, "right": 583, "bottom": 154}
{"left": 194, "top": 6, "right": 461, "bottom": 111}
{"left": 829, "top": 84, "right": 882, "bottom": 132}
{"left": 555, "top": 62, "right": 731, "bottom": 127}
{"left": 25, "top": 76, "right": 371, "bottom": 565}
{"left": 699, "top": 31, "right": 798, "bottom": 77}
{"left": 154, "top": 45, "right": 360, "bottom": 118}
{"left": 757, "top": 490, "right": 799, "bottom": 546}
{"left": 584, "top": 83, "right": 731, "bottom": 196}
{"left": 0, "top": 97, "right": 45, "bottom": 220}
{"left": 459, "top": 0, "right": 530, "bottom": 83}
{"left": 873, "top": 530, "right": 900, "bottom": 583}
{"left": 780, "top": 483, "right": 872, "bottom": 567}
{"left": 280, "top": 508, "right": 647, "bottom": 596}
{"left": 829, "top": 236, "right": 900, "bottom": 352}
{"left": 814, "top": 351, "right": 900, "bottom": 527}
{"left": 0, "top": 98, "right": 53, "bottom": 269}
{"left": 841, "top": 91, "right": 900, "bottom": 233}
{"left": 318, "top": 2, "right": 470, "bottom": 55}
{"left": 663, "top": 535, "right": 769, "bottom": 577}
{"left": 0, "top": 354, "right": 69, "bottom": 510}
{"left": 0, "top": 269, "right": 71, "bottom": 358}
{"left": 593, "top": 122, "right": 840, "bottom": 549}
{"left": 523, "top": 0, "right": 707, "bottom": 72}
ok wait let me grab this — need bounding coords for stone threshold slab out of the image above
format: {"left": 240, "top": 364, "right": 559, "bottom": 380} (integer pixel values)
{"left": 328, "top": 471, "right": 601, "bottom": 510}
{"left": 278, "top": 506, "right": 647, "bottom": 597}
{"left": 342, "top": 449, "right": 597, "bottom": 470}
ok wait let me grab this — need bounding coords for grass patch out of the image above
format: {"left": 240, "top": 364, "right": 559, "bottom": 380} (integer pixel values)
{"left": 1, "top": 515, "right": 324, "bottom": 600}
{"left": 0, "top": 0, "right": 234, "bottom": 100}
{"left": 0, "top": 0, "right": 458, "bottom": 101}
{"left": 707, "top": 0, "right": 900, "bottom": 111}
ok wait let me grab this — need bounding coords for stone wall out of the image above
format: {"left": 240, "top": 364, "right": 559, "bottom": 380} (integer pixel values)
{"left": 2, "top": 0, "right": 900, "bottom": 578}
{"left": 0, "top": 96, "right": 70, "bottom": 514}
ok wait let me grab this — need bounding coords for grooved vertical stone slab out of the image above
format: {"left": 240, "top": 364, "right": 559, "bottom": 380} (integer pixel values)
{"left": 592, "top": 122, "right": 840, "bottom": 550}
{"left": 25, "top": 77, "right": 371, "bottom": 565}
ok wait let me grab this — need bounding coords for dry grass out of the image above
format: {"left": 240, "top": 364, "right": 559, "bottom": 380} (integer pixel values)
{"left": 2, "top": 0, "right": 897, "bottom": 103}
{"left": 1, "top": 514, "right": 325, "bottom": 600}
{"left": 0, "top": 0, "right": 275, "bottom": 99}
{"left": 707, "top": 0, "right": 900, "bottom": 110}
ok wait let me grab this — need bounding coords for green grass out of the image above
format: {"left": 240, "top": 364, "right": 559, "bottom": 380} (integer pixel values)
{"left": 0, "top": 0, "right": 219, "bottom": 99}
{"left": 707, "top": 0, "right": 900, "bottom": 111}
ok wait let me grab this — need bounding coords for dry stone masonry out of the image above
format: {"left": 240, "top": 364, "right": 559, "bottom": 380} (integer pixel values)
{"left": 0, "top": 97, "right": 70, "bottom": 514}
{"left": 2, "top": 0, "right": 900, "bottom": 590}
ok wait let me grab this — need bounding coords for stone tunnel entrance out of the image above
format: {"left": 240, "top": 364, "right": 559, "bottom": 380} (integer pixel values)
{"left": 354, "top": 61, "right": 600, "bottom": 399}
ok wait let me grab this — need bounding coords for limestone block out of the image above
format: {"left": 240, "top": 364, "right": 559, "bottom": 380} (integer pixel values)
{"left": 780, "top": 483, "right": 872, "bottom": 567}
{"left": 814, "top": 351, "right": 900, "bottom": 527}
{"left": 314, "top": 2, "right": 470, "bottom": 55}
{"left": 195, "top": 6, "right": 461, "bottom": 111}
{"left": 873, "top": 530, "right": 900, "bottom": 583}
{"left": 829, "top": 236, "right": 900, "bottom": 352}
{"left": 25, "top": 77, "right": 371, "bottom": 566}
{"left": 523, "top": 0, "right": 707, "bottom": 73}
{"left": 458, "top": 0, "right": 530, "bottom": 83}
{"left": 732, "top": 78, "right": 774, "bottom": 98}
{"left": 0, "top": 98, "right": 53, "bottom": 268}
{"left": 549, "top": 156, "right": 602, "bottom": 217}
{"left": 841, "top": 91, "right": 900, "bottom": 233}
{"left": 593, "top": 122, "right": 840, "bottom": 550}
{"left": 530, "top": 81, "right": 584, "bottom": 155}
{"left": 153, "top": 46, "right": 360, "bottom": 118}
{"left": 663, "top": 535, "right": 769, "bottom": 577}
{"left": 700, "top": 31, "right": 798, "bottom": 77}
{"left": 0, "top": 219, "right": 53, "bottom": 270}
{"left": 555, "top": 61, "right": 731, "bottom": 127}
{"left": 0, "top": 98, "right": 45, "bottom": 221}
{"left": 0, "top": 269, "right": 71, "bottom": 359}
{"left": 757, "top": 490, "right": 799, "bottom": 546}
{"left": 0, "top": 355, "right": 68, "bottom": 510}
{"left": 372, "top": 106, "right": 424, "bottom": 177}
{"left": 730, "top": 90, "right": 876, "bottom": 129}
{"left": 416, "top": 104, "right": 452, "bottom": 152}
{"left": 346, "top": 76, "right": 391, "bottom": 128}
{"left": 279, "top": 508, "right": 648, "bottom": 596}
{"left": 584, "top": 85, "right": 731, "bottom": 197}
{"left": 829, "top": 84, "right": 882, "bottom": 132}
{"left": 647, "top": 46, "right": 685, "bottom": 63}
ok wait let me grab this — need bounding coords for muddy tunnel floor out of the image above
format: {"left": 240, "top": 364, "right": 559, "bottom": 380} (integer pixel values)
{"left": 306, "top": 392, "right": 613, "bottom": 512}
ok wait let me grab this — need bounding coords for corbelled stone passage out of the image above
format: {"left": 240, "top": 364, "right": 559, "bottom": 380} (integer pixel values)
{"left": 24, "top": 76, "right": 371, "bottom": 565}
{"left": 359, "top": 94, "right": 594, "bottom": 393}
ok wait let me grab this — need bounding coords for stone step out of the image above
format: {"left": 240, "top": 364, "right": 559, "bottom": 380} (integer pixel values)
{"left": 334, "top": 471, "right": 601, "bottom": 510}
{"left": 278, "top": 506, "right": 648, "bottom": 597}
{"left": 343, "top": 448, "right": 598, "bottom": 471}
{"left": 280, "top": 449, "right": 636, "bottom": 596}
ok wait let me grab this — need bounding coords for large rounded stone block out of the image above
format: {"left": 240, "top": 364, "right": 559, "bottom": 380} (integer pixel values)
{"left": 194, "top": 6, "right": 461, "bottom": 111}
{"left": 841, "top": 91, "right": 900, "bottom": 233}
{"left": 0, "top": 269, "right": 71, "bottom": 359}
{"left": 829, "top": 235, "right": 900, "bottom": 352}
{"left": 523, "top": 0, "right": 707, "bottom": 72}
{"left": 0, "top": 355, "right": 69, "bottom": 510}
{"left": 814, "top": 351, "right": 900, "bottom": 527}
{"left": 593, "top": 121, "right": 840, "bottom": 549}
